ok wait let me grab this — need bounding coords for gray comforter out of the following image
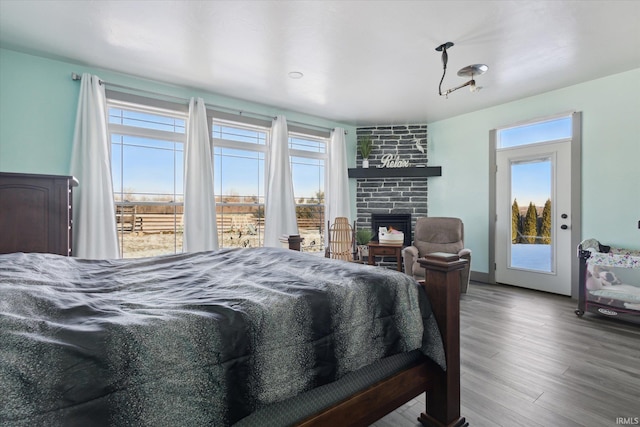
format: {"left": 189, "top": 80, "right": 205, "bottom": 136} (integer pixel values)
{"left": 0, "top": 247, "right": 444, "bottom": 426}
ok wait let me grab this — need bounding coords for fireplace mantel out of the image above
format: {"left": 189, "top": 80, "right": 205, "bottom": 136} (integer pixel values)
{"left": 348, "top": 166, "right": 441, "bottom": 178}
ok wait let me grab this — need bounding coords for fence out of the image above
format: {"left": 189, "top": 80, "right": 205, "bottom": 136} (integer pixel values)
{"left": 116, "top": 210, "right": 323, "bottom": 235}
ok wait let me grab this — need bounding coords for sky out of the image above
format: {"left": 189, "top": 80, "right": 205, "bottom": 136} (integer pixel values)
{"left": 511, "top": 160, "right": 551, "bottom": 207}
{"left": 110, "top": 109, "right": 324, "bottom": 202}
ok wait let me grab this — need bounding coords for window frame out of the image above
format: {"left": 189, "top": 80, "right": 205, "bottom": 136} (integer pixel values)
{"left": 496, "top": 112, "right": 573, "bottom": 150}
{"left": 288, "top": 131, "right": 328, "bottom": 253}
{"left": 107, "top": 98, "right": 188, "bottom": 258}
{"left": 211, "top": 118, "right": 269, "bottom": 248}
{"left": 210, "top": 121, "right": 329, "bottom": 252}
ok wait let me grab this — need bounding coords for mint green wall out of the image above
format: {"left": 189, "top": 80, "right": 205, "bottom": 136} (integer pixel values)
{"left": 0, "top": 48, "right": 358, "bottom": 215}
{"left": 428, "top": 68, "right": 640, "bottom": 274}
{"left": 0, "top": 49, "right": 79, "bottom": 174}
{"left": 3, "top": 48, "right": 638, "bottom": 267}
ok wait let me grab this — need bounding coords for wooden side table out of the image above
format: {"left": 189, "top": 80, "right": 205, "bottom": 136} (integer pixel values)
{"left": 367, "top": 242, "right": 404, "bottom": 271}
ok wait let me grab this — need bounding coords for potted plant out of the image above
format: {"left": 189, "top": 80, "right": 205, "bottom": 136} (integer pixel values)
{"left": 355, "top": 228, "right": 373, "bottom": 260}
{"left": 358, "top": 136, "right": 373, "bottom": 168}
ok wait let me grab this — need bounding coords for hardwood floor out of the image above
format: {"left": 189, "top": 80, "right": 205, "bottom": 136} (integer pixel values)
{"left": 372, "top": 282, "right": 640, "bottom": 427}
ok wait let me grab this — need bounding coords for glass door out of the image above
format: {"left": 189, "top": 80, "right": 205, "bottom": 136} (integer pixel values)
{"left": 509, "top": 157, "right": 553, "bottom": 272}
{"left": 496, "top": 141, "right": 572, "bottom": 295}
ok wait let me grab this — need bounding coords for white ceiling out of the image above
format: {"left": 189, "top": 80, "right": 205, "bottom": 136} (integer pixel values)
{"left": 1, "top": 1, "right": 639, "bottom": 126}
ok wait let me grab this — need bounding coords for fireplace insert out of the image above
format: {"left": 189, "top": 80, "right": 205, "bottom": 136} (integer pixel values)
{"left": 371, "top": 213, "right": 412, "bottom": 247}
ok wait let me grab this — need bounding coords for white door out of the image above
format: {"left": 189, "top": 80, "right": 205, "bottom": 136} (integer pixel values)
{"left": 495, "top": 140, "right": 572, "bottom": 295}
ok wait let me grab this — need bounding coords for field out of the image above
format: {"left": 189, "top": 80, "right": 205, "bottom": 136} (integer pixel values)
{"left": 119, "top": 223, "right": 324, "bottom": 258}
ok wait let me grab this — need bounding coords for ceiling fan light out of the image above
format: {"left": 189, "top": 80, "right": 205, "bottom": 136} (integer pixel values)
{"left": 457, "top": 64, "right": 488, "bottom": 77}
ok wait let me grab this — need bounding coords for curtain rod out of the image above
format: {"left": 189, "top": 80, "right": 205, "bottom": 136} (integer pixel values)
{"left": 71, "top": 72, "right": 346, "bottom": 135}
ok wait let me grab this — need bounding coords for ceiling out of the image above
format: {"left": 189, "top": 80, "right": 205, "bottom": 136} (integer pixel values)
{"left": 1, "top": 1, "right": 639, "bottom": 126}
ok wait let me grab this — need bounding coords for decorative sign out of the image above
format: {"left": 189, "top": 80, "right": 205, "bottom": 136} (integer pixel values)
{"left": 378, "top": 153, "right": 410, "bottom": 168}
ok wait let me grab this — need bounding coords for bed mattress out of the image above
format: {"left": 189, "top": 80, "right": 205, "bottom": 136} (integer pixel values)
{"left": 0, "top": 247, "right": 444, "bottom": 426}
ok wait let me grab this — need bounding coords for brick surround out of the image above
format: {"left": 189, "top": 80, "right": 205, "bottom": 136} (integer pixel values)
{"left": 355, "top": 125, "right": 429, "bottom": 269}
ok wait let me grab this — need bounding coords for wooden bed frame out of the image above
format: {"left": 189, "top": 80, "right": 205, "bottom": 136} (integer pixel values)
{"left": 297, "top": 252, "right": 468, "bottom": 427}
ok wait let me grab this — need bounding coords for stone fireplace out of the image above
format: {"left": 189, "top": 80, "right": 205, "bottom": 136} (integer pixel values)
{"left": 354, "top": 125, "right": 431, "bottom": 269}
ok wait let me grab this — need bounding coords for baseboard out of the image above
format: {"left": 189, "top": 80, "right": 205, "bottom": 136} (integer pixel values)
{"left": 470, "top": 270, "right": 490, "bottom": 284}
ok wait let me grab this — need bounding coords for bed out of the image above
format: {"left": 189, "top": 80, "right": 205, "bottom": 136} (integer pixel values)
{"left": 576, "top": 238, "right": 640, "bottom": 324}
{"left": 0, "top": 247, "right": 466, "bottom": 427}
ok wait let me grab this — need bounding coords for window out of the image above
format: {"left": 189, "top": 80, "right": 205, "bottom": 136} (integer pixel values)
{"left": 212, "top": 121, "right": 267, "bottom": 249}
{"left": 498, "top": 115, "right": 572, "bottom": 148}
{"left": 107, "top": 95, "right": 330, "bottom": 258}
{"left": 289, "top": 134, "right": 326, "bottom": 253}
{"left": 108, "top": 101, "right": 186, "bottom": 258}
{"left": 212, "top": 123, "right": 328, "bottom": 253}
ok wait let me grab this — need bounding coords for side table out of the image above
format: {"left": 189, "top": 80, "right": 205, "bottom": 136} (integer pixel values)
{"left": 367, "top": 242, "right": 404, "bottom": 272}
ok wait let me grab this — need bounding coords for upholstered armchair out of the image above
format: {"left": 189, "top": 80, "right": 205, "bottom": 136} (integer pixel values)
{"left": 402, "top": 217, "right": 472, "bottom": 293}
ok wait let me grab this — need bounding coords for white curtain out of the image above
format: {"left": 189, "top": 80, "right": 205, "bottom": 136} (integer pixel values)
{"left": 327, "top": 127, "right": 352, "bottom": 223}
{"left": 70, "top": 73, "right": 119, "bottom": 259}
{"left": 264, "top": 115, "right": 298, "bottom": 247}
{"left": 183, "top": 97, "right": 218, "bottom": 252}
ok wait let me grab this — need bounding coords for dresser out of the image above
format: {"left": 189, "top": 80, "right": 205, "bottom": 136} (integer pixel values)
{"left": 0, "top": 172, "right": 78, "bottom": 256}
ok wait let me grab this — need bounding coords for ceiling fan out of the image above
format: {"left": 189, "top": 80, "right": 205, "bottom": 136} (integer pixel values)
{"left": 436, "top": 42, "right": 488, "bottom": 98}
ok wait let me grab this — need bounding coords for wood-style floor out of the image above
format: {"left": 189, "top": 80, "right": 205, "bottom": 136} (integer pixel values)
{"left": 372, "top": 282, "right": 640, "bottom": 427}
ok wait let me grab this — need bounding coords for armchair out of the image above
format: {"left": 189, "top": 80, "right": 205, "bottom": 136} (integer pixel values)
{"left": 402, "top": 217, "right": 471, "bottom": 293}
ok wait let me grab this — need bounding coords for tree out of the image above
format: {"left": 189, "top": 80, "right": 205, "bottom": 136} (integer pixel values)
{"left": 540, "top": 199, "right": 552, "bottom": 244}
{"left": 523, "top": 202, "right": 538, "bottom": 244}
{"left": 511, "top": 199, "right": 520, "bottom": 243}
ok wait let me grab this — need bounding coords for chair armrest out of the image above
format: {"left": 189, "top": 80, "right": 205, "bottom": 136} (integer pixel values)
{"left": 402, "top": 246, "right": 419, "bottom": 275}
{"left": 402, "top": 245, "right": 419, "bottom": 259}
{"left": 458, "top": 248, "right": 471, "bottom": 259}
{"left": 457, "top": 248, "right": 472, "bottom": 293}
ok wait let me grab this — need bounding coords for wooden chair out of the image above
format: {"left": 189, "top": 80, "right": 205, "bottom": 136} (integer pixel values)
{"left": 326, "top": 217, "right": 355, "bottom": 261}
